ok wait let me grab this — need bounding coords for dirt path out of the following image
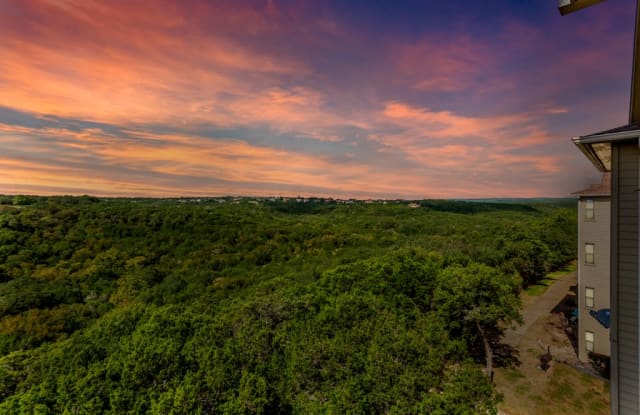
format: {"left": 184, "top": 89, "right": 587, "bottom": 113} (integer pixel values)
{"left": 495, "top": 270, "right": 610, "bottom": 415}
{"left": 502, "top": 271, "right": 576, "bottom": 348}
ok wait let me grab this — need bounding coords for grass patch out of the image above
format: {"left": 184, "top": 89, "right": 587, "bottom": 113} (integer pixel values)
{"left": 571, "top": 398, "right": 585, "bottom": 412}
{"left": 499, "top": 363, "right": 609, "bottom": 415}
{"left": 548, "top": 261, "right": 577, "bottom": 277}
{"left": 529, "top": 394, "right": 544, "bottom": 405}
{"left": 526, "top": 347, "right": 539, "bottom": 357}
{"left": 503, "top": 368, "right": 526, "bottom": 381}
{"left": 548, "top": 378, "right": 574, "bottom": 401}
{"left": 525, "top": 261, "right": 577, "bottom": 297}
{"left": 515, "top": 382, "right": 531, "bottom": 396}
{"left": 546, "top": 364, "right": 608, "bottom": 415}
{"left": 579, "top": 371, "right": 595, "bottom": 386}
{"left": 588, "top": 399, "right": 608, "bottom": 414}
{"left": 582, "top": 390, "right": 595, "bottom": 400}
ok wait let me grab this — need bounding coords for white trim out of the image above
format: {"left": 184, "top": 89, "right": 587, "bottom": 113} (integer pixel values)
{"left": 573, "top": 129, "right": 640, "bottom": 145}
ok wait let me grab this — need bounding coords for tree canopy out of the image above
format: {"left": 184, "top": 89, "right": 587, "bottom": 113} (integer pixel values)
{"left": 0, "top": 196, "right": 576, "bottom": 414}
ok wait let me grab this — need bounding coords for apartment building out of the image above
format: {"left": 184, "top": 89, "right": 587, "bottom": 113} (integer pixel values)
{"left": 573, "top": 125, "right": 640, "bottom": 414}
{"left": 573, "top": 173, "right": 611, "bottom": 362}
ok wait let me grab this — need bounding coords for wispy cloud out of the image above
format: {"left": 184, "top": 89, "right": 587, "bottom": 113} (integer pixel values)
{"left": 0, "top": 0, "right": 634, "bottom": 197}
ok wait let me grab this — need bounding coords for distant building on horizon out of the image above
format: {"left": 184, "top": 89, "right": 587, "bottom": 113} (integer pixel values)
{"left": 573, "top": 173, "right": 611, "bottom": 362}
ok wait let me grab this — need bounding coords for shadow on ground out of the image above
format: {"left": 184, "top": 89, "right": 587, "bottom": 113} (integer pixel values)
{"left": 551, "top": 283, "right": 578, "bottom": 356}
{"left": 494, "top": 343, "right": 521, "bottom": 369}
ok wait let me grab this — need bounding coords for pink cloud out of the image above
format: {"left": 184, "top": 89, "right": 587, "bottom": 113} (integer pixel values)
{"left": 391, "top": 35, "right": 492, "bottom": 92}
{"left": 380, "top": 101, "right": 533, "bottom": 144}
{"left": 0, "top": 1, "right": 311, "bottom": 125}
{"left": 0, "top": 1, "right": 627, "bottom": 198}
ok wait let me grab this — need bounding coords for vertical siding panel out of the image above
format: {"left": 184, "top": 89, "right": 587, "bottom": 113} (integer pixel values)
{"left": 611, "top": 143, "right": 619, "bottom": 415}
{"left": 613, "top": 140, "right": 639, "bottom": 415}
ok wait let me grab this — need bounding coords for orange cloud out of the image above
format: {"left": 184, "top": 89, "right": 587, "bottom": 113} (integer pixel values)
{"left": 4, "top": 115, "right": 539, "bottom": 199}
{"left": 379, "top": 101, "right": 555, "bottom": 157}
{"left": 382, "top": 101, "right": 529, "bottom": 141}
{"left": 0, "top": 1, "right": 614, "bottom": 198}
{"left": 0, "top": 1, "right": 310, "bottom": 125}
{"left": 0, "top": 123, "right": 383, "bottom": 197}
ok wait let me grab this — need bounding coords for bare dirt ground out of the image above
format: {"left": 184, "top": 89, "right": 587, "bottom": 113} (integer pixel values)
{"left": 494, "top": 271, "right": 610, "bottom": 415}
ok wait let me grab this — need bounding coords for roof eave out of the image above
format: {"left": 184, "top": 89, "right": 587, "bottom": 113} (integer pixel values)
{"left": 572, "top": 137, "right": 609, "bottom": 172}
{"left": 578, "top": 128, "right": 640, "bottom": 144}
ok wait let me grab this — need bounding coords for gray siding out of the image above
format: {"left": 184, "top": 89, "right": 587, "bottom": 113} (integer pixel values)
{"left": 612, "top": 140, "right": 639, "bottom": 415}
{"left": 577, "top": 196, "right": 610, "bottom": 361}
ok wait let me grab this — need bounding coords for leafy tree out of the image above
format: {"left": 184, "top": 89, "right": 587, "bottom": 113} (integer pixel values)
{"left": 433, "top": 263, "right": 522, "bottom": 376}
{"left": 504, "top": 238, "right": 550, "bottom": 287}
{"left": 414, "top": 364, "right": 499, "bottom": 415}
{"left": 0, "top": 196, "right": 575, "bottom": 413}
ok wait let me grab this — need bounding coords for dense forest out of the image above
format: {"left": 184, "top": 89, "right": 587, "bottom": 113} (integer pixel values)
{"left": 0, "top": 196, "right": 576, "bottom": 414}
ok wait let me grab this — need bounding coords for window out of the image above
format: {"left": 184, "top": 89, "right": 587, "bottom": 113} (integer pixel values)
{"left": 585, "top": 199, "right": 594, "bottom": 220}
{"left": 585, "top": 331, "right": 595, "bottom": 353}
{"left": 585, "top": 287, "right": 595, "bottom": 308}
{"left": 585, "top": 243, "right": 595, "bottom": 265}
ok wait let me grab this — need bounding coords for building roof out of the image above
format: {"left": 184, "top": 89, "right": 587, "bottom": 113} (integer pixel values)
{"left": 581, "top": 122, "right": 640, "bottom": 139}
{"left": 572, "top": 123, "right": 640, "bottom": 172}
{"left": 571, "top": 172, "right": 611, "bottom": 197}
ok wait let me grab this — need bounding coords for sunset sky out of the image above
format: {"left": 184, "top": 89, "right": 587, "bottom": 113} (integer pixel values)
{"left": 0, "top": 0, "right": 636, "bottom": 199}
